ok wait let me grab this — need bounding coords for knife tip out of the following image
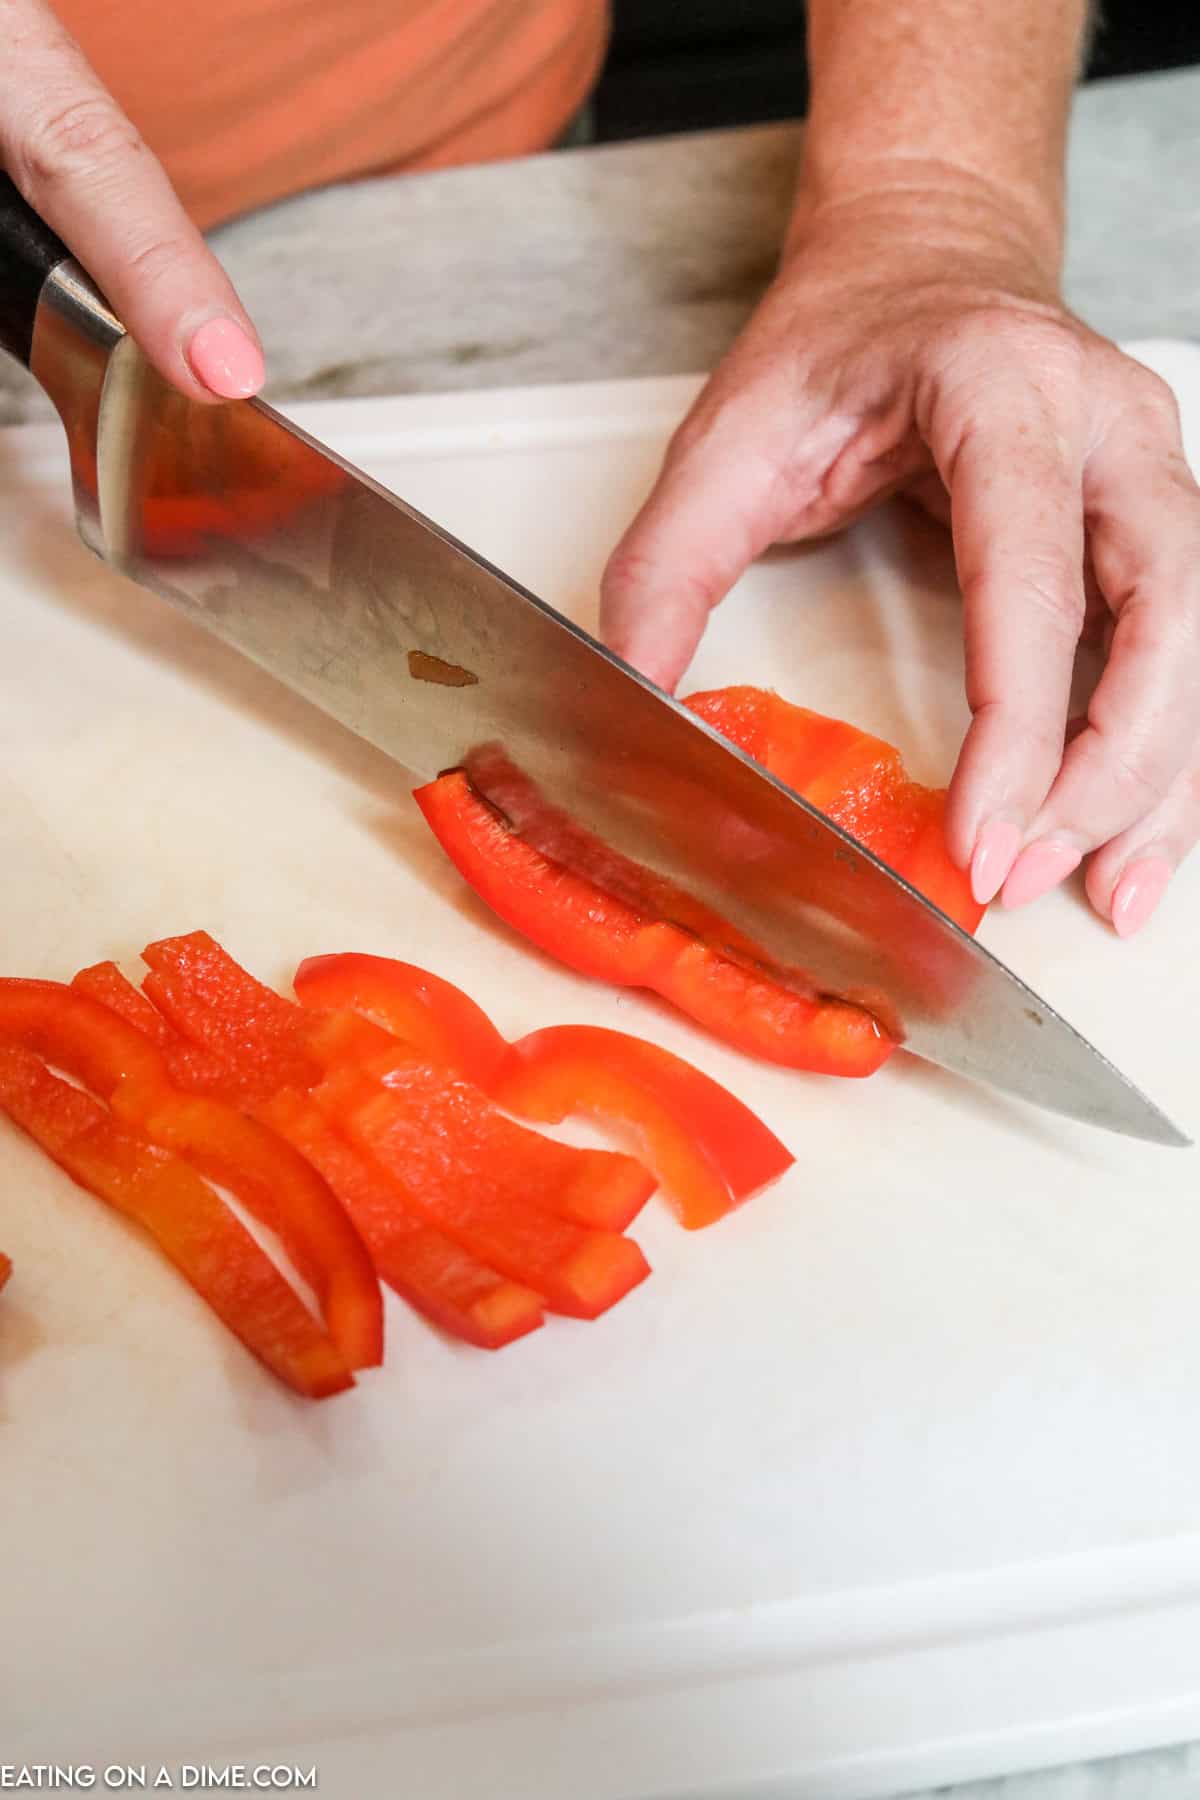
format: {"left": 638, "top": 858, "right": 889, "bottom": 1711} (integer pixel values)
{"left": 1126, "top": 1098, "right": 1191, "bottom": 1149}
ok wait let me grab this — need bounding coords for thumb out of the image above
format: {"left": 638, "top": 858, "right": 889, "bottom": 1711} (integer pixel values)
{"left": 600, "top": 415, "right": 785, "bottom": 693}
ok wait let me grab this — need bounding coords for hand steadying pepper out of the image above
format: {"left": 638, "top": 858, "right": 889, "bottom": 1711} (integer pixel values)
{"left": 6, "top": 0, "right": 1196, "bottom": 937}
{"left": 602, "top": 0, "right": 1200, "bottom": 940}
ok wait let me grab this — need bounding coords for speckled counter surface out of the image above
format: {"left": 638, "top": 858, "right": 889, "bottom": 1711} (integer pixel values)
{"left": 162, "top": 63, "right": 1200, "bottom": 402}
{"left": 6, "top": 61, "right": 1200, "bottom": 1800}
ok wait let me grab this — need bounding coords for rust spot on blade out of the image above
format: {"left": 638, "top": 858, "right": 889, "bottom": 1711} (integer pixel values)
{"left": 408, "top": 650, "right": 479, "bottom": 688}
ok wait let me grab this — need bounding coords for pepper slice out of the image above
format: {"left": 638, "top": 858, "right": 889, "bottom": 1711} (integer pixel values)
{"left": 140, "top": 937, "right": 325, "bottom": 1103}
{"left": 72, "top": 962, "right": 233, "bottom": 1095}
{"left": 141, "top": 932, "right": 656, "bottom": 1232}
{"left": 78, "top": 951, "right": 536, "bottom": 1351}
{"left": 493, "top": 1027, "right": 794, "bottom": 1231}
{"left": 318, "top": 1054, "right": 651, "bottom": 1319}
{"left": 255, "top": 1088, "right": 544, "bottom": 1350}
{"left": 0, "top": 978, "right": 382, "bottom": 1371}
{"left": 685, "top": 687, "right": 985, "bottom": 934}
{"left": 294, "top": 952, "right": 794, "bottom": 1230}
{"left": 294, "top": 952, "right": 509, "bottom": 1090}
{"left": 0, "top": 1250, "right": 10, "bottom": 1293}
{"left": 0, "top": 978, "right": 165, "bottom": 1096}
{"left": 110, "top": 1080, "right": 383, "bottom": 1368}
{"left": 0, "top": 1042, "right": 351, "bottom": 1397}
{"left": 414, "top": 771, "right": 890, "bottom": 1077}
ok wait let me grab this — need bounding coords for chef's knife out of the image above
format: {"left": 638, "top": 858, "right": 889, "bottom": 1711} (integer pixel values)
{"left": 0, "top": 178, "right": 1186, "bottom": 1146}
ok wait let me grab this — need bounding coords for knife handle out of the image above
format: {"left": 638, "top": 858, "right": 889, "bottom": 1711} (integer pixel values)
{"left": 0, "top": 174, "right": 69, "bottom": 369}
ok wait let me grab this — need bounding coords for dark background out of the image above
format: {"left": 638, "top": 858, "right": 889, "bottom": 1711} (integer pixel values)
{"left": 593, "top": 1, "right": 1200, "bottom": 142}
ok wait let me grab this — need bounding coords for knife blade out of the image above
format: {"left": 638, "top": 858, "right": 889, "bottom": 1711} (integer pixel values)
{"left": 2, "top": 204, "right": 1186, "bottom": 1146}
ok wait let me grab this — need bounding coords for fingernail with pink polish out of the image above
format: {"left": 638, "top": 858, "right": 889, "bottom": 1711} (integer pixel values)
{"left": 1111, "top": 856, "right": 1171, "bottom": 939}
{"left": 970, "top": 819, "right": 1023, "bottom": 905}
{"left": 1001, "top": 839, "right": 1083, "bottom": 909}
{"left": 188, "top": 317, "right": 265, "bottom": 399}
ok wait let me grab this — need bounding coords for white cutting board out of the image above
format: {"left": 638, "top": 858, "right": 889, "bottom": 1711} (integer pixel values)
{"left": 3, "top": 346, "right": 1200, "bottom": 1799}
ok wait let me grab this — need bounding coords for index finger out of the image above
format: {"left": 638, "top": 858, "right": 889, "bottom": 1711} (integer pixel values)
{"left": 1, "top": 0, "right": 263, "bottom": 401}
{"left": 1018, "top": 394, "right": 1200, "bottom": 865}
{"left": 927, "top": 355, "right": 1087, "bottom": 901}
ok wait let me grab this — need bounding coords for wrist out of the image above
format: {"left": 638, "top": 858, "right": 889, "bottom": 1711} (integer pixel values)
{"left": 784, "top": 157, "right": 1065, "bottom": 303}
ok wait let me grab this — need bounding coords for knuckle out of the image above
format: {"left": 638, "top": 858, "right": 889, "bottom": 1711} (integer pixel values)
{"left": 667, "top": 381, "right": 758, "bottom": 463}
{"left": 123, "top": 232, "right": 193, "bottom": 295}
{"left": 667, "top": 409, "right": 711, "bottom": 462}
{"left": 602, "top": 547, "right": 659, "bottom": 599}
{"left": 21, "top": 93, "right": 143, "bottom": 189}
{"left": 1096, "top": 364, "right": 1188, "bottom": 467}
{"left": 1103, "top": 580, "right": 1200, "bottom": 725}
{"left": 1018, "top": 564, "right": 1087, "bottom": 638}
{"left": 1119, "top": 589, "right": 1200, "bottom": 663}
{"left": 964, "top": 549, "right": 1086, "bottom": 642}
{"left": 1126, "top": 364, "right": 1182, "bottom": 432}
{"left": 1080, "top": 716, "right": 1175, "bottom": 809}
{"left": 1091, "top": 509, "right": 1200, "bottom": 619}
{"left": 934, "top": 305, "right": 1083, "bottom": 390}
{"left": 965, "top": 696, "right": 1062, "bottom": 770}
{"left": 1111, "top": 747, "right": 1172, "bottom": 807}
{"left": 605, "top": 545, "right": 719, "bottom": 616}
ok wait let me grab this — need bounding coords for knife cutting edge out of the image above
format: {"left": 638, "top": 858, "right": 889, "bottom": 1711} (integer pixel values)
{"left": 0, "top": 175, "right": 1187, "bottom": 1148}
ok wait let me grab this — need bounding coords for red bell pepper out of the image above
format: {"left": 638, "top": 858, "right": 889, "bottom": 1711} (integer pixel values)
{"left": 685, "top": 687, "right": 985, "bottom": 934}
{"left": 72, "top": 962, "right": 234, "bottom": 1095}
{"left": 0, "top": 1042, "right": 351, "bottom": 1397}
{"left": 413, "top": 771, "right": 891, "bottom": 1077}
{"left": 0, "top": 1250, "right": 10, "bottom": 1293}
{"left": 491, "top": 1026, "right": 793, "bottom": 1231}
{"left": 0, "top": 978, "right": 166, "bottom": 1096}
{"left": 140, "top": 937, "right": 326, "bottom": 1103}
{"left": 255, "top": 1087, "right": 544, "bottom": 1350}
{"left": 293, "top": 952, "right": 794, "bottom": 1230}
{"left": 126, "top": 935, "right": 655, "bottom": 1326}
{"left": 78, "top": 949, "right": 539, "bottom": 1351}
{"left": 140, "top": 932, "right": 656, "bottom": 1233}
{"left": 317, "top": 1053, "right": 651, "bottom": 1318}
{"left": 0, "top": 978, "right": 382, "bottom": 1371}
{"left": 294, "top": 952, "right": 509, "bottom": 1090}
{"left": 109, "top": 1080, "right": 383, "bottom": 1368}
{"left": 458, "top": 742, "right": 770, "bottom": 969}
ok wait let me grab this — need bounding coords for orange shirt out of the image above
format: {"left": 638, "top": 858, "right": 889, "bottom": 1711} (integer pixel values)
{"left": 57, "top": 0, "right": 609, "bottom": 230}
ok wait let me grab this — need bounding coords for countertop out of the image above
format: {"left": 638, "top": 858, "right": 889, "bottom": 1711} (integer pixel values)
{"left": 1, "top": 65, "right": 1198, "bottom": 424}
{"left": 5, "top": 58, "right": 1200, "bottom": 1800}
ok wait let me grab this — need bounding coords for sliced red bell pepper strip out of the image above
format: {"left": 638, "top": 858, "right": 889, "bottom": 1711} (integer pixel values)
{"left": 492, "top": 1026, "right": 794, "bottom": 1230}
{"left": 413, "top": 771, "right": 891, "bottom": 1077}
{"left": 317, "top": 1053, "right": 651, "bottom": 1319}
{"left": 108, "top": 1080, "right": 383, "bottom": 1368}
{"left": 255, "top": 1087, "right": 544, "bottom": 1350}
{"left": 72, "top": 962, "right": 234, "bottom": 1095}
{"left": 72, "top": 960, "right": 175, "bottom": 1045}
{"left": 0, "top": 978, "right": 382, "bottom": 1371}
{"left": 140, "top": 935, "right": 325, "bottom": 1103}
{"left": 0, "top": 1042, "right": 351, "bottom": 1397}
{"left": 140, "top": 932, "right": 655, "bottom": 1232}
{"left": 294, "top": 952, "right": 794, "bottom": 1230}
{"left": 78, "top": 951, "right": 536, "bottom": 1352}
{"left": 0, "top": 978, "right": 166, "bottom": 1096}
{"left": 461, "top": 742, "right": 769, "bottom": 969}
{"left": 685, "top": 687, "right": 984, "bottom": 934}
{"left": 0, "top": 1250, "right": 10, "bottom": 1293}
{"left": 294, "top": 953, "right": 510, "bottom": 1090}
